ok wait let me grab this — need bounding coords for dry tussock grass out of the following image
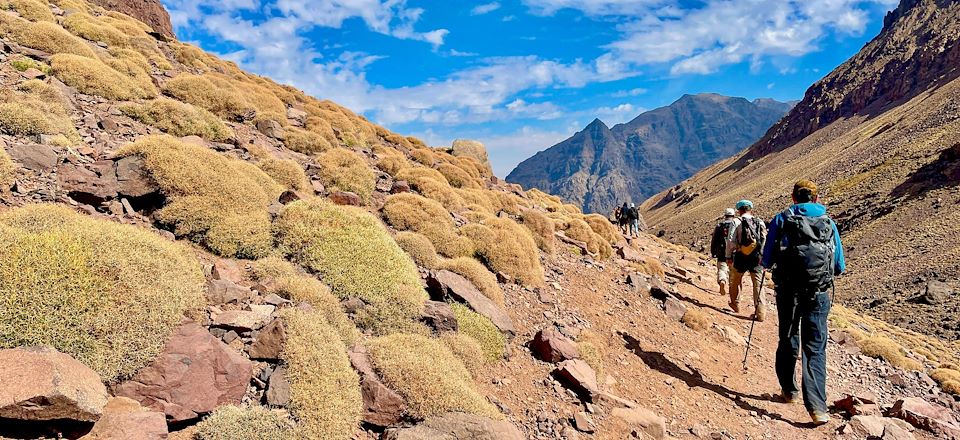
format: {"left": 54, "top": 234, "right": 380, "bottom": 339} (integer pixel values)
{"left": 195, "top": 406, "right": 293, "bottom": 440}
{"left": 1, "top": 16, "right": 97, "bottom": 58}
{"left": 367, "top": 333, "right": 500, "bottom": 419}
{"left": 284, "top": 127, "right": 333, "bottom": 155}
{"left": 376, "top": 155, "right": 408, "bottom": 176}
{"left": 119, "top": 136, "right": 282, "bottom": 258}
{"left": 0, "top": 148, "right": 14, "bottom": 189}
{"left": 274, "top": 199, "right": 427, "bottom": 335}
{"left": 162, "top": 74, "right": 257, "bottom": 120}
{"left": 259, "top": 158, "right": 310, "bottom": 192}
{"left": 249, "top": 256, "right": 358, "bottom": 345}
{"left": 281, "top": 308, "right": 362, "bottom": 440}
{"left": 519, "top": 209, "right": 556, "bottom": 254}
{"left": 1, "top": 0, "right": 54, "bottom": 22}
{"left": 0, "top": 204, "right": 206, "bottom": 382}
{"left": 577, "top": 330, "right": 605, "bottom": 379}
{"left": 438, "top": 163, "right": 481, "bottom": 189}
{"left": 564, "top": 217, "right": 613, "bottom": 259}
{"left": 859, "top": 336, "right": 923, "bottom": 371}
{"left": 463, "top": 217, "right": 544, "bottom": 287}
{"left": 395, "top": 231, "right": 440, "bottom": 269}
{"left": 382, "top": 193, "right": 474, "bottom": 258}
{"left": 440, "top": 332, "right": 485, "bottom": 375}
{"left": 51, "top": 53, "right": 156, "bottom": 100}
{"left": 63, "top": 12, "right": 128, "bottom": 46}
{"left": 681, "top": 308, "right": 710, "bottom": 331}
{"left": 451, "top": 303, "right": 505, "bottom": 362}
{"left": 438, "top": 257, "right": 504, "bottom": 305}
{"left": 121, "top": 98, "right": 233, "bottom": 142}
{"left": 314, "top": 148, "right": 376, "bottom": 203}
{"left": 0, "top": 80, "right": 79, "bottom": 144}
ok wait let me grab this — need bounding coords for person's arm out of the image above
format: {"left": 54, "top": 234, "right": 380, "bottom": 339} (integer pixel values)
{"left": 832, "top": 221, "right": 846, "bottom": 275}
{"left": 761, "top": 215, "right": 781, "bottom": 269}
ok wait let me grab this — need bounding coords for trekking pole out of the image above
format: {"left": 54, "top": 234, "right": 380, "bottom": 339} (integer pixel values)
{"left": 742, "top": 269, "right": 767, "bottom": 371}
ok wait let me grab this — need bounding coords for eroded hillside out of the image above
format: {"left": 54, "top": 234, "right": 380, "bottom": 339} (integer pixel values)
{"left": 642, "top": 0, "right": 960, "bottom": 342}
{"left": 0, "top": 1, "right": 958, "bottom": 440}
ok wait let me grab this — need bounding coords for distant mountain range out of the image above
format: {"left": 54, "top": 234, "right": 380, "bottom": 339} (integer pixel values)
{"left": 506, "top": 94, "right": 794, "bottom": 214}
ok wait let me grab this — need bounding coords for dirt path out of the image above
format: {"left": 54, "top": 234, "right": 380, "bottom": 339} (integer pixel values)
{"left": 482, "top": 233, "right": 945, "bottom": 439}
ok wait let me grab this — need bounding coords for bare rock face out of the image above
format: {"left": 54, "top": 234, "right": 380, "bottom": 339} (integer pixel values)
{"left": 88, "top": 0, "right": 175, "bottom": 39}
{"left": 426, "top": 270, "right": 515, "bottom": 338}
{"left": 0, "top": 347, "right": 109, "bottom": 422}
{"left": 530, "top": 327, "right": 581, "bottom": 364}
{"left": 610, "top": 407, "right": 667, "bottom": 440}
{"left": 348, "top": 345, "right": 406, "bottom": 427}
{"left": 79, "top": 397, "right": 167, "bottom": 440}
{"left": 247, "top": 318, "right": 287, "bottom": 360}
{"left": 113, "top": 322, "right": 253, "bottom": 422}
{"left": 383, "top": 413, "right": 524, "bottom": 440}
{"left": 554, "top": 359, "right": 600, "bottom": 401}
{"left": 888, "top": 397, "right": 960, "bottom": 439}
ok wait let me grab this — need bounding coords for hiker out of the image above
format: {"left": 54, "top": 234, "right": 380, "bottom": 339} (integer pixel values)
{"left": 627, "top": 203, "right": 640, "bottom": 238}
{"left": 727, "top": 200, "right": 767, "bottom": 320}
{"left": 762, "top": 180, "right": 845, "bottom": 426}
{"left": 619, "top": 202, "right": 631, "bottom": 234}
{"left": 710, "top": 208, "right": 737, "bottom": 298}
{"left": 613, "top": 205, "right": 622, "bottom": 231}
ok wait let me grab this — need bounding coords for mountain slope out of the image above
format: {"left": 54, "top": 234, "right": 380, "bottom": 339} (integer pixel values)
{"left": 642, "top": 0, "right": 960, "bottom": 341}
{"left": 507, "top": 94, "right": 792, "bottom": 214}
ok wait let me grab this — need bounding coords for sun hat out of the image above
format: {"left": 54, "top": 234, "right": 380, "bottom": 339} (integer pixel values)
{"left": 724, "top": 208, "right": 736, "bottom": 217}
{"left": 736, "top": 200, "right": 753, "bottom": 210}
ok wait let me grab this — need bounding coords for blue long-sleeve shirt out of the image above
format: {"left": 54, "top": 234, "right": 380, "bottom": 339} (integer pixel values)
{"left": 761, "top": 203, "right": 846, "bottom": 275}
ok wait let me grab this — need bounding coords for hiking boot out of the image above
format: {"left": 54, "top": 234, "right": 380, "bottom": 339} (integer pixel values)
{"left": 719, "top": 282, "right": 727, "bottom": 297}
{"left": 729, "top": 301, "right": 740, "bottom": 314}
{"left": 809, "top": 411, "right": 830, "bottom": 426}
{"left": 753, "top": 308, "right": 766, "bottom": 322}
{"left": 778, "top": 392, "right": 800, "bottom": 404}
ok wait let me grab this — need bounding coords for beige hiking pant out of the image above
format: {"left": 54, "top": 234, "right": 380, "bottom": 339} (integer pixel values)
{"left": 730, "top": 267, "right": 765, "bottom": 310}
{"left": 716, "top": 260, "right": 730, "bottom": 285}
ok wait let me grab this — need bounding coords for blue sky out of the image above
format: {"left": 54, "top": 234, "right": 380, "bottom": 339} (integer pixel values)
{"left": 160, "top": 0, "right": 898, "bottom": 177}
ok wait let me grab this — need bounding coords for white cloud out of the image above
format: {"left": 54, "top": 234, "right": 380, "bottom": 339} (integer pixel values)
{"left": 593, "top": 103, "right": 642, "bottom": 125}
{"left": 471, "top": 2, "right": 502, "bottom": 15}
{"left": 612, "top": 87, "right": 648, "bottom": 97}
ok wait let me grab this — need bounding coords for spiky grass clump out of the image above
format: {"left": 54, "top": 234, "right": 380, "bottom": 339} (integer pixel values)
{"left": 2, "top": 0, "right": 56, "bottom": 22}
{"left": 450, "top": 304, "right": 505, "bottom": 362}
{"left": 859, "top": 336, "right": 923, "bottom": 371}
{"left": 438, "top": 258, "right": 504, "bottom": 306}
{"left": 281, "top": 308, "right": 362, "bottom": 440}
{"left": 577, "top": 330, "right": 605, "bottom": 379}
{"left": 931, "top": 368, "right": 960, "bottom": 395}
{"left": 9, "top": 56, "right": 51, "bottom": 74}
{"left": 2, "top": 17, "right": 97, "bottom": 58}
{"left": 564, "top": 217, "right": 613, "bottom": 259}
{"left": 195, "top": 406, "right": 293, "bottom": 440}
{"left": 519, "top": 209, "right": 556, "bottom": 254}
{"left": 367, "top": 333, "right": 500, "bottom": 419}
{"left": 585, "top": 214, "right": 620, "bottom": 244}
{"left": 314, "top": 148, "right": 375, "bottom": 203}
{"left": 259, "top": 158, "right": 310, "bottom": 192}
{"left": 0, "top": 204, "right": 206, "bottom": 382}
{"left": 382, "top": 193, "right": 474, "bottom": 258}
{"left": 440, "top": 332, "right": 485, "bottom": 375}
{"left": 274, "top": 199, "right": 427, "bottom": 335}
{"left": 62, "top": 12, "right": 129, "bottom": 46}
{"left": 121, "top": 98, "right": 233, "bottom": 142}
{"left": 249, "top": 256, "right": 358, "bottom": 345}
{"left": 284, "top": 127, "right": 333, "bottom": 155}
{"left": 119, "top": 136, "right": 282, "bottom": 258}
{"left": 394, "top": 167, "right": 465, "bottom": 210}
{"left": 0, "top": 148, "right": 14, "bottom": 189}
{"left": 395, "top": 231, "right": 440, "bottom": 269}
{"left": 51, "top": 53, "right": 156, "bottom": 100}
{"left": 681, "top": 308, "right": 710, "bottom": 331}
{"left": 463, "top": 217, "right": 544, "bottom": 287}
{"left": 0, "top": 80, "right": 79, "bottom": 144}
{"left": 162, "top": 74, "right": 256, "bottom": 121}
{"left": 437, "top": 163, "right": 480, "bottom": 189}
{"left": 376, "top": 155, "right": 408, "bottom": 176}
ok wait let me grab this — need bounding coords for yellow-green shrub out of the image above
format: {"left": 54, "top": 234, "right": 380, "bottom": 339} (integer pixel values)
{"left": 456, "top": 189, "right": 495, "bottom": 213}
{"left": 195, "top": 406, "right": 293, "bottom": 440}
{"left": 382, "top": 193, "right": 473, "bottom": 258}
{"left": 259, "top": 158, "right": 310, "bottom": 192}
{"left": 0, "top": 81, "right": 79, "bottom": 144}
{"left": 860, "top": 336, "right": 923, "bottom": 371}
{"left": 681, "top": 308, "right": 710, "bottom": 331}
{"left": 4, "top": 18, "right": 97, "bottom": 58}
{"left": 0, "top": 147, "right": 15, "bottom": 189}
{"left": 284, "top": 127, "right": 333, "bottom": 155}
{"left": 565, "top": 217, "right": 613, "bottom": 259}
{"left": 121, "top": 98, "right": 233, "bottom": 142}
{"left": 9, "top": 56, "right": 51, "bottom": 74}
{"left": 314, "top": 148, "right": 375, "bottom": 203}
{"left": 519, "top": 209, "right": 556, "bottom": 254}
{"left": 0, "top": 204, "right": 205, "bottom": 381}
{"left": 51, "top": 53, "right": 156, "bottom": 100}
{"left": 395, "top": 231, "right": 440, "bottom": 269}
{"left": 440, "top": 332, "right": 485, "bottom": 375}
{"left": 118, "top": 136, "right": 282, "bottom": 258}
{"left": 367, "top": 333, "right": 499, "bottom": 419}
{"left": 931, "top": 368, "right": 960, "bottom": 393}
{"left": 376, "top": 155, "right": 408, "bottom": 176}
{"left": 577, "top": 331, "right": 605, "bottom": 379}
{"left": 585, "top": 214, "right": 619, "bottom": 243}
{"left": 63, "top": 12, "right": 128, "bottom": 46}
{"left": 438, "top": 163, "right": 480, "bottom": 189}
{"left": 2, "top": 0, "right": 55, "bottom": 22}
{"left": 451, "top": 304, "right": 505, "bottom": 362}
{"left": 463, "top": 217, "right": 544, "bottom": 287}
{"left": 249, "top": 256, "right": 358, "bottom": 345}
{"left": 274, "top": 199, "right": 427, "bottom": 335}
{"left": 281, "top": 308, "right": 362, "bottom": 440}
{"left": 438, "top": 257, "right": 504, "bottom": 305}
{"left": 162, "top": 74, "right": 255, "bottom": 120}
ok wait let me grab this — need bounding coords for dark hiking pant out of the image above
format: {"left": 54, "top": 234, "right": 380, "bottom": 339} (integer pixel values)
{"left": 775, "top": 288, "right": 831, "bottom": 414}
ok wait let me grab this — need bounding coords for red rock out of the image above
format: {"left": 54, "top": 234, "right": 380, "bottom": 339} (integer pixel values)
{"left": 286, "top": 107, "right": 308, "bottom": 126}
{"left": 310, "top": 179, "right": 326, "bottom": 194}
{"left": 348, "top": 345, "right": 405, "bottom": 427}
{"left": 383, "top": 413, "right": 523, "bottom": 440}
{"left": 663, "top": 296, "right": 687, "bottom": 321}
{"left": 7, "top": 142, "right": 58, "bottom": 172}
{"left": 113, "top": 322, "right": 253, "bottom": 422}
{"left": 390, "top": 180, "right": 410, "bottom": 194}
{"left": 611, "top": 407, "right": 666, "bottom": 439}
{"left": 421, "top": 301, "right": 458, "bottom": 333}
{"left": 427, "top": 270, "right": 515, "bottom": 338}
{"left": 87, "top": 0, "right": 175, "bottom": 39}
{"left": 213, "top": 310, "right": 268, "bottom": 331}
{"left": 206, "top": 279, "right": 251, "bottom": 305}
{"left": 279, "top": 189, "right": 307, "bottom": 204}
{"left": 0, "top": 347, "right": 109, "bottom": 422}
{"left": 266, "top": 367, "right": 291, "bottom": 407}
{"left": 255, "top": 119, "right": 285, "bottom": 140}
{"left": 888, "top": 397, "right": 960, "bottom": 439}
{"left": 329, "top": 190, "right": 362, "bottom": 206}
{"left": 115, "top": 156, "right": 159, "bottom": 198}
{"left": 79, "top": 397, "right": 167, "bottom": 440}
{"left": 248, "top": 318, "right": 287, "bottom": 360}
{"left": 211, "top": 258, "right": 244, "bottom": 284}
{"left": 530, "top": 328, "right": 581, "bottom": 363}
{"left": 554, "top": 359, "right": 599, "bottom": 401}
{"left": 58, "top": 161, "right": 119, "bottom": 204}
{"left": 617, "top": 245, "right": 644, "bottom": 263}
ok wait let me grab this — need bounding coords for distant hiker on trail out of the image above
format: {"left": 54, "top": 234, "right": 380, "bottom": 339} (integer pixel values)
{"left": 627, "top": 203, "right": 640, "bottom": 238}
{"left": 762, "top": 180, "right": 846, "bottom": 426}
{"left": 618, "top": 202, "right": 631, "bottom": 234}
{"left": 710, "top": 208, "right": 737, "bottom": 298}
{"left": 727, "top": 200, "right": 767, "bottom": 321}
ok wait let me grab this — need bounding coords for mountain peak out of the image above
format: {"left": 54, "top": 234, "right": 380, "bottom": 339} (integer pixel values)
{"left": 586, "top": 118, "right": 609, "bottom": 130}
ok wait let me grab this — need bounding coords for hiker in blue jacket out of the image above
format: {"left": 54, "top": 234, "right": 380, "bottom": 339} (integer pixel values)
{"left": 761, "top": 180, "right": 845, "bottom": 426}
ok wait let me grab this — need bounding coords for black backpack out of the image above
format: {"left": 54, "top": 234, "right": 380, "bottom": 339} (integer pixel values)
{"left": 773, "top": 211, "right": 836, "bottom": 294}
{"left": 628, "top": 207, "right": 639, "bottom": 221}
{"left": 733, "top": 217, "right": 764, "bottom": 271}
{"left": 711, "top": 221, "right": 732, "bottom": 259}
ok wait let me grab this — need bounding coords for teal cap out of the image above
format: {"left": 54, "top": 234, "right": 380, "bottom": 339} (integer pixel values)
{"left": 736, "top": 200, "right": 753, "bottom": 210}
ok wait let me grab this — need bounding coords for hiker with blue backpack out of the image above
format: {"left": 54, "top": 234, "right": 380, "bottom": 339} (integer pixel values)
{"left": 728, "top": 200, "right": 768, "bottom": 321}
{"left": 762, "top": 180, "right": 846, "bottom": 426}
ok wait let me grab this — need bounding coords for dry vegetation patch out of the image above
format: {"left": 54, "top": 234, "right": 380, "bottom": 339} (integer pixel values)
{"left": 438, "top": 257, "right": 504, "bottom": 305}
{"left": 1, "top": 0, "right": 55, "bottom": 22}
{"left": 121, "top": 98, "right": 233, "bottom": 142}
{"left": 519, "top": 209, "right": 556, "bottom": 254}
{"left": 463, "top": 217, "right": 544, "bottom": 287}
{"left": 395, "top": 231, "right": 440, "bottom": 269}
{"left": 0, "top": 147, "right": 14, "bottom": 189}
{"left": 0, "top": 80, "right": 79, "bottom": 144}
{"left": 440, "top": 332, "right": 485, "bottom": 375}
{"left": 382, "top": 193, "right": 473, "bottom": 258}
{"left": 195, "top": 406, "right": 293, "bottom": 440}
{"left": 451, "top": 303, "right": 505, "bottom": 362}
{"left": 0, "top": 204, "right": 205, "bottom": 382}
{"left": 284, "top": 127, "right": 333, "bottom": 155}
{"left": 51, "top": 53, "right": 156, "bottom": 100}
{"left": 1, "top": 16, "right": 97, "bottom": 58}
{"left": 314, "top": 148, "right": 375, "bottom": 203}
{"left": 258, "top": 158, "right": 310, "bottom": 192}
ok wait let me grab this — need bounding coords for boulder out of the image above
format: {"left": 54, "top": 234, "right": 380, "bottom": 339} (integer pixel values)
{"left": 426, "top": 270, "right": 515, "bottom": 338}
{"left": 390, "top": 180, "right": 411, "bottom": 194}
{"left": 617, "top": 246, "right": 644, "bottom": 263}
{"left": 115, "top": 156, "right": 159, "bottom": 198}
{"left": 279, "top": 189, "right": 307, "bottom": 204}
{"left": 113, "top": 322, "right": 253, "bottom": 422}
{"left": 255, "top": 118, "right": 285, "bottom": 140}
{"left": 883, "top": 423, "right": 917, "bottom": 440}
{"left": 286, "top": 107, "right": 308, "bottom": 126}
{"left": 211, "top": 258, "right": 244, "bottom": 284}
{"left": 664, "top": 296, "right": 687, "bottom": 321}
{"left": 213, "top": 310, "right": 268, "bottom": 331}
{"left": 450, "top": 140, "right": 491, "bottom": 168}
{"left": 79, "top": 397, "right": 167, "bottom": 440}
{"left": 626, "top": 273, "right": 650, "bottom": 293}
{"left": 205, "top": 279, "right": 251, "bottom": 305}
{"left": 58, "top": 161, "right": 119, "bottom": 205}
{"left": 266, "top": 367, "right": 291, "bottom": 407}
{"left": 715, "top": 325, "right": 746, "bottom": 346}
{"left": 248, "top": 318, "right": 287, "bottom": 360}
{"left": 611, "top": 407, "right": 667, "bottom": 439}
{"left": 421, "top": 301, "right": 458, "bottom": 333}
{"left": 554, "top": 359, "right": 600, "bottom": 401}
{"left": 573, "top": 411, "right": 595, "bottom": 433}
{"left": 834, "top": 392, "right": 880, "bottom": 417}
{"left": 329, "top": 190, "right": 362, "bottom": 206}
{"left": 888, "top": 397, "right": 960, "bottom": 439}
{"left": 7, "top": 142, "right": 58, "bottom": 172}
{"left": 348, "top": 345, "right": 405, "bottom": 427}
{"left": 530, "top": 328, "right": 581, "bottom": 363}
{"left": 649, "top": 277, "right": 671, "bottom": 300}
{"left": 848, "top": 415, "right": 915, "bottom": 439}
{"left": 0, "top": 347, "right": 109, "bottom": 422}
{"left": 910, "top": 281, "right": 952, "bottom": 305}
{"left": 384, "top": 413, "right": 523, "bottom": 440}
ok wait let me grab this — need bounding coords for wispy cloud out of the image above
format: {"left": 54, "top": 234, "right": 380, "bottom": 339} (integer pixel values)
{"left": 471, "top": 2, "right": 502, "bottom": 15}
